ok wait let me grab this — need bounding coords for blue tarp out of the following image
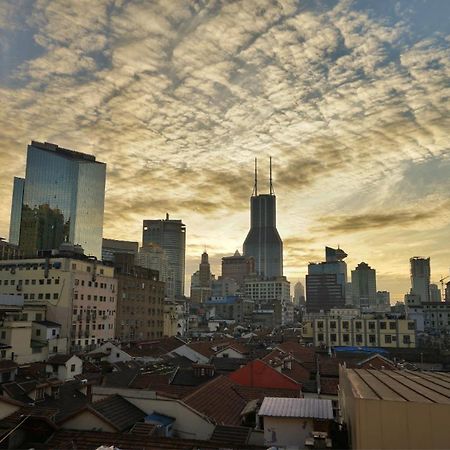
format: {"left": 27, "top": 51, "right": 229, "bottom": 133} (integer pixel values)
{"left": 332, "top": 346, "right": 389, "bottom": 354}
{"left": 145, "top": 412, "right": 175, "bottom": 427}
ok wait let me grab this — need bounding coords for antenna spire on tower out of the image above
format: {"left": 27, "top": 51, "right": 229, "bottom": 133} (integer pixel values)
{"left": 253, "top": 157, "right": 258, "bottom": 196}
{"left": 269, "top": 156, "right": 274, "bottom": 195}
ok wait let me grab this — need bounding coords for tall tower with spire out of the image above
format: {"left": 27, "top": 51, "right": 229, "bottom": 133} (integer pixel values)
{"left": 243, "top": 157, "right": 283, "bottom": 278}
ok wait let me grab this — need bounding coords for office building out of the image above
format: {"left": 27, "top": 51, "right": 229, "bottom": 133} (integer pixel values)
{"left": 9, "top": 141, "right": 106, "bottom": 258}
{"left": 429, "top": 283, "right": 441, "bottom": 302}
{"left": 142, "top": 214, "right": 186, "bottom": 298}
{"left": 306, "top": 247, "right": 348, "bottom": 313}
{"left": 244, "top": 275, "right": 290, "bottom": 310}
{"left": 137, "top": 243, "right": 175, "bottom": 299}
{"left": 102, "top": 239, "right": 138, "bottom": 263}
{"left": 113, "top": 253, "right": 164, "bottom": 341}
{"left": 376, "top": 291, "right": 390, "bottom": 310}
{"left": 0, "top": 247, "right": 117, "bottom": 352}
{"left": 190, "top": 251, "right": 214, "bottom": 303}
{"left": 211, "top": 276, "right": 239, "bottom": 297}
{"left": 409, "top": 257, "right": 430, "bottom": 304}
{"left": 351, "top": 262, "right": 376, "bottom": 309}
{"left": 293, "top": 281, "right": 305, "bottom": 306}
{"left": 221, "top": 250, "right": 255, "bottom": 287}
{"left": 243, "top": 158, "right": 283, "bottom": 278}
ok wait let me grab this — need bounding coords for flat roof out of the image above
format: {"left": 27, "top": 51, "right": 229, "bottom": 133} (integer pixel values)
{"left": 345, "top": 369, "right": 450, "bottom": 404}
{"left": 258, "top": 397, "right": 333, "bottom": 419}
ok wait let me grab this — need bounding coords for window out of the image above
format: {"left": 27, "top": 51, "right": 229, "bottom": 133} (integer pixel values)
{"left": 53, "top": 293, "right": 58, "bottom": 300}
{"left": 70, "top": 364, "right": 76, "bottom": 372}
{"left": 380, "top": 321, "right": 386, "bottom": 329}
{"left": 403, "top": 335, "right": 411, "bottom": 344}
{"left": 368, "top": 322, "right": 375, "bottom": 330}
{"left": 355, "top": 322, "right": 362, "bottom": 330}
{"left": 36, "top": 329, "right": 41, "bottom": 337}
{"left": 72, "top": 263, "right": 77, "bottom": 270}
{"left": 45, "top": 293, "right": 51, "bottom": 300}
{"left": 342, "top": 321, "right": 349, "bottom": 329}
{"left": 53, "top": 346, "right": 58, "bottom": 353}
{"left": 38, "top": 293, "right": 43, "bottom": 300}
{"left": 52, "top": 329, "right": 56, "bottom": 336}
{"left": 389, "top": 322, "right": 397, "bottom": 330}
{"left": 47, "top": 279, "right": 51, "bottom": 285}
{"left": 384, "top": 335, "right": 392, "bottom": 343}
{"left": 408, "top": 322, "right": 415, "bottom": 330}
{"left": 343, "top": 334, "right": 349, "bottom": 342}
{"left": 330, "top": 321, "right": 336, "bottom": 329}
{"left": 318, "top": 333, "right": 324, "bottom": 341}
{"left": 317, "top": 321, "right": 324, "bottom": 329}
{"left": 39, "top": 279, "right": 44, "bottom": 285}
{"left": 1, "top": 331, "right": 6, "bottom": 339}
{"left": 330, "top": 334, "right": 337, "bottom": 342}
{"left": 369, "top": 335, "right": 376, "bottom": 343}
{"left": 55, "top": 278, "right": 60, "bottom": 285}
{"left": 356, "top": 334, "right": 362, "bottom": 342}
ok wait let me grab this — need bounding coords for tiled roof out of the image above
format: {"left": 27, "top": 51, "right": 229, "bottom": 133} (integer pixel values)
{"left": 185, "top": 341, "right": 217, "bottom": 358}
{"left": 234, "top": 385, "right": 300, "bottom": 402}
{"left": 129, "top": 422, "right": 158, "bottom": 436}
{"left": 124, "top": 337, "right": 185, "bottom": 358}
{"left": 259, "top": 397, "right": 334, "bottom": 419}
{"left": 182, "top": 376, "right": 247, "bottom": 425}
{"left": 320, "top": 377, "right": 339, "bottom": 395}
{"left": 128, "top": 372, "right": 173, "bottom": 389}
{"left": 170, "top": 367, "right": 219, "bottom": 387}
{"left": 34, "top": 320, "right": 61, "bottom": 327}
{"left": 44, "top": 430, "right": 266, "bottom": 449}
{"left": 211, "top": 357, "right": 249, "bottom": 373}
{"left": 47, "top": 354, "right": 74, "bottom": 365}
{"left": 275, "top": 342, "right": 316, "bottom": 363}
{"left": 210, "top": 424, "right": 251, "bottom": 446}
{"left": 92, "top": 395, "right": 147, "bottom": 431}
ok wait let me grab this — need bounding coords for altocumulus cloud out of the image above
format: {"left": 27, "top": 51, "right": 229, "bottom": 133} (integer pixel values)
{"left": 0, "top": 0, "right": 449, "bottom": 291}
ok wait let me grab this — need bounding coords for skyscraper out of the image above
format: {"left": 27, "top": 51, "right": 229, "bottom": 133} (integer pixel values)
{"left": 306, "top": 246, "right": 348, "bottom": 313}
{"left": 9, "top": 141, "right": 106, "bottom": 258}
{"left": 243, "top": 158, "right": 283, "bottom": 278}
{"left": 142, "top": 214, "right": 186, "bottom": 298}
{"left": 351, "top": 262, "right": 377, "bottom": 309}
{"left": 410, "top": 257, "right": 430, "bottom": 304}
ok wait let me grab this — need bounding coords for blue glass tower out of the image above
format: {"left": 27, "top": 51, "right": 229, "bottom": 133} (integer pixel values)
{"left": 243, "top": 158, "right": 283, "bottom": 278}
{"left": 9, "top": 141, "right": 106, "bottom": 258}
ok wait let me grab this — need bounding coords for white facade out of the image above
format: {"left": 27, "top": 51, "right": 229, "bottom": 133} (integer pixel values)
{"left": 46, "top": 354, "right": 83, "bottom": 381}
{"left": 244, "top": 276, "right": 290, "bottom": 310}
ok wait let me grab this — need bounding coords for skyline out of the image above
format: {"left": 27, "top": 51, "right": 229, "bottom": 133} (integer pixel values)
{"left": 1, "top": 0, "right": 450, "bottom": 298}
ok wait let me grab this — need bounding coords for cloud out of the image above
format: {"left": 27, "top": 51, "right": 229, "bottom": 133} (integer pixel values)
{"left": 0, "top": 0, "right": 449, "bottom": 291}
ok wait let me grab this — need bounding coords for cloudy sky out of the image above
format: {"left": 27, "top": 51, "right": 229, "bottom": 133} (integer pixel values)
{"left": 1, "top": 0, "right": 449, "bottom": 298}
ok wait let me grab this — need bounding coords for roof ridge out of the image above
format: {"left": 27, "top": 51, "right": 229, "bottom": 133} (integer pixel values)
{"left": 182, "top": 374, "right": 230, "bottom": 401}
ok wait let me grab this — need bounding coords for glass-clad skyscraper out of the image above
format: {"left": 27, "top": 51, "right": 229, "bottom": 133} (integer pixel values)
{"left": 143, "top": 214, "right": 186, "bottom": 298}
{"left": 9, "top": 141, "right": 106, "bottom": 258}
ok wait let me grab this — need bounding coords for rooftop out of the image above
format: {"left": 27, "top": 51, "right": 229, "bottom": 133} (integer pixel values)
{"left": 258, "top": 397, "right": 334, "bottom": 419}
{"left": 345, "top": 368, "right": 450, "bottom": 403}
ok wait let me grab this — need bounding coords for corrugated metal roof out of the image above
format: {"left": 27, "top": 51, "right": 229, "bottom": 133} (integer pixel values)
{"left": 258, "top": 397, "right": 333, "bottom": 419}
{"left": 346, "top": 369, "right": 450, "bottom": 404}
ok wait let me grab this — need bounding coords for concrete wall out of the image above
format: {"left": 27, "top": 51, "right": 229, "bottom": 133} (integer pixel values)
{"left": 262, "top": 416, "right": 313, "bottom": 447}
{"left": 92, "top": 387, "right": 215, "bottom": 440}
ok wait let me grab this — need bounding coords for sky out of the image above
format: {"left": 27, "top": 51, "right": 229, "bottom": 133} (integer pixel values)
{"left": 0, "top": 0, "right": 449, "bottom": 299}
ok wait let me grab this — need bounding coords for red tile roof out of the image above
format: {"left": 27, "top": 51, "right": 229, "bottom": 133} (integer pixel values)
{"left": 183, "top": 376, "right": 247, "bottom": 425}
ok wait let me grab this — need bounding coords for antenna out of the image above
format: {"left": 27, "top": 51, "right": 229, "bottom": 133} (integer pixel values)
{"left": 253, "top": 158, "right": 258, "bottom": 196}
{"left": 269, "top": 156, "right": 274, "bottom": 195}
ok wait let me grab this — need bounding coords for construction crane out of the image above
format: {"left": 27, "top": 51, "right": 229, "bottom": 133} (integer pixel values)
{"left": 439, "top": 276, "right": 450, "bottom": 301}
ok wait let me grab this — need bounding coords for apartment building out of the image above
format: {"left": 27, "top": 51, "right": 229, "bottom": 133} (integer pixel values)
{"left": 114, "top": 254, "right": 165, "bottom": 341}
{"left": 0, "top": 250, "right": 117, "bottom": 352}
{"left": 307, "top": 315, "right": 416, "bottom": 348}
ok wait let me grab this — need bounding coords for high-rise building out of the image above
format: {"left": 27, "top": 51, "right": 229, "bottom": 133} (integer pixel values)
{"left": 293, "top": 281, "right": 305, "bottom": 306}
{"left": 376, "top": 291, "right": 391, "bottom": 310}
{"left": 306, "top": 246, "right": 348, "bottom": 313}
{"left": 102, "top": 238, "right": 138, "bottom": 263}
{"left": 429, "top": 283, "right": 442, "bottom": 302}
{"left": 410, "top": 257, "right": 430, "bottom": 304}
{"left": 221, "top": 250, "right": 255, "bottom": 287}
{"left": 9, "top": 141, "right": 106, "bottom": 258}
{"left": 137, "top": 243, "right": 175, "bottom": 299}
{"left": 190, "top": 251, "right": 215, "bottom": 303}
{"left": 243, "top": 158, "right": 283, "bottom": 278}
{"left": 142, "top": 214, "right": 186, "bottom": 298}
{"left": 351, "top": 262, "right": 377, "bottom": 309}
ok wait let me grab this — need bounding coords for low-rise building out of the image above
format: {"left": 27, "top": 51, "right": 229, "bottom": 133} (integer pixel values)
{"left": 307, "top": 315, "right": 416, "bottom": 348}
{"left": 258, "top": 397, "right": 334, "bottom": 448}
{"left": 204, "top": 296, "right": 254, "bottom": 324}
{"left": 46, "top": 354, "right": 83, "bottom": 381}
{"left": 339, "top": 367, "right": 450, "bottom": 449}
